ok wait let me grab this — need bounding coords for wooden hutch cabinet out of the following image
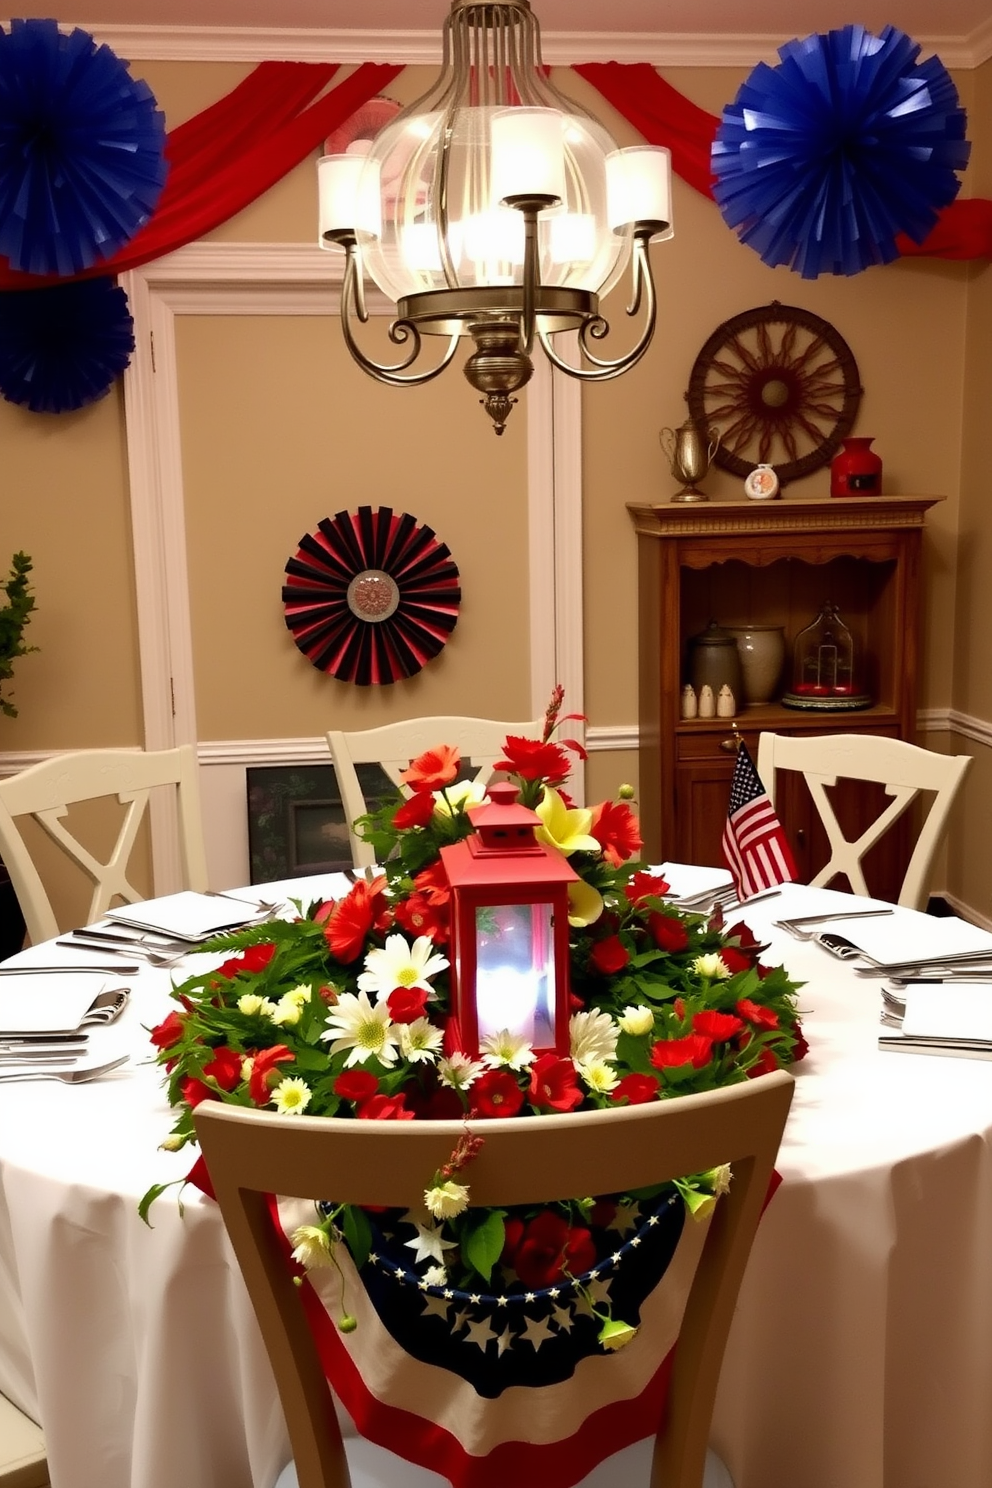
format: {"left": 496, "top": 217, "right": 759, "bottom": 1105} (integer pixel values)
{"left": 627, "top": 496, "right": 942, "bottom": 902}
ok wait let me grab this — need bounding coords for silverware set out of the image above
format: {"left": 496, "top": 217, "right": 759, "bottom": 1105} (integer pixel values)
{"left": 0, "top": 988, "right": 132, "bottom": 1081}
{"left": 667, "top": 884, "right": 784, "bottom": 913}
{"left": 0, "top": 1056, "right": 129, "bottom": 1085}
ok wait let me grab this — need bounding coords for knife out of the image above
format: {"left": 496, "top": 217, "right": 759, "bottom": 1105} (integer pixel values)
{"left": 0, "top": 1032, "right": 90, "bottom": 1045}
{"left": 0, "top": 1044, "right": 89, "bottom": 1061}
{"left": 0, "top": 963, "right": 141, "bottom": 976}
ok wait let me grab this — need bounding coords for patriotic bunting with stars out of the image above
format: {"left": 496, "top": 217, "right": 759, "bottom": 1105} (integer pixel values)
{"left": 276, "top": 1193, "right": 706, "bottom": 1488}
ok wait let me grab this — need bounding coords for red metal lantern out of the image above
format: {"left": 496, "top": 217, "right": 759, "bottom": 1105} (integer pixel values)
{"left": 439, "top": 781, "right": 578, "bottom": 1057}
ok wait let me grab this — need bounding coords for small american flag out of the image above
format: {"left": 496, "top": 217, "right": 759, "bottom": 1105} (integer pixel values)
{"left": 722, "top": 742, "right": 798, "bottom": 900}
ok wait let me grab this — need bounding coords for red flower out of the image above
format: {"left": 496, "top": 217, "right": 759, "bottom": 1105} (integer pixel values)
{"left": 747, "top": 1046, "right": 780, "bottom": 1078}
{"left": 393, "top": 892, "right": 449, "bottom": 945}
{"left": 611, "top": 1072, "right": 661, "bottom": 1106}
{"left": 471, "top": 1069, "right": 525, "bottom": 1119}
{"left": 386, "top": 986, "right": 430, "bottom": 1024}
{"left": 624, "top": 871, "right": 671, "bottom": 906}
{"left": 648, "top": 913, "right": 689, "bottom": 954}
{"left": 324, "top": 875, "right": 390, "bottom": 963}
{"left": 149, "top": 1011, "right": 185, "bottom": 1051}
{"left": 493, "top": 736, "right": 572, "bottom": 785}
{"left": 393, "top": 791, "right": 437, "bottom": 830}
{"left": 400, "top": 744, "right": 460, "bottom": 793}
{"left": 736, "top": 998, "right": 780, "bottom": 1031}
{"left": 673, "top": 997, "right": 686, "bottom": 1022}
{"left": 334, "top": 1070, "right": 381, "bottom": 1103}
{"left": 649, "top": 1033, "right": 714, "bottom": 1070}
{"left": 185, "top": 1154, "right": 215, "bottom": 1200}
{"left": 412, "top": 860, "right": 451, "bottom": 907}
{"left": 720, "top": 946, "right": 753, "bottom": 976}
{"left": 692, "top": 1010, "right": 745, "bottom": 1041}
{"left": 590, "top": 934, "right": 629, "bottom": 976}
{"left": 406, "top": 1085, "right": 464, "bottom": 1120}
{"left": 356, "top": 1092, "right": 416, "bottom": 1121}
{"left": 248, "top": 1045, "right": 294, "bottom": 1104}
{"left": 790, "top": 1021, "right": 809, "bottom": 1062}
{"left": 217, "top": 942, "right": 276, "bottom": 980}
{"left": 528, "top": 1053, "right": 584, "bottom": 1113}
{"left": 500, "top": 1216, "right": 525, "bottom": 1264}
{"left": 589, "top": 1199, "right": 617, "bottom": 1228}
{"left": 181, "top": 1046, "right": 242, "bottom": 1107}
{"left": 511, "top": 1211, "right": 596, "bottom": 1289}
{"left": 725, "top": 919, "right": 761, "bottom": 949}
{"left": 589, "top": 800, "right": 643, "bottom": 868}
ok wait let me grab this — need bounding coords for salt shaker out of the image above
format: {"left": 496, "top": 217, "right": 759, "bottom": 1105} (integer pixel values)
{"left": 681, "top": 684, "right": 698, "bottom": 719}
{"left": 698, "top": 683, "right": 715, "bottom": 719}
{"left": 716, "top": 684, "right": 736, "bottom": 717}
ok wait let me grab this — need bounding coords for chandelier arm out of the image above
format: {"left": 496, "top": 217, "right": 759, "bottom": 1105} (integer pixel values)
{"left": 340, "top": 250, "right": 461, "bottom": 387}
{"left": 535, "top": 237, "right": 659, "bottom": 381}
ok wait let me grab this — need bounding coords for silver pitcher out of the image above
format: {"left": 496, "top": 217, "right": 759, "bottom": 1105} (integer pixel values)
{"left": 659, "top": 418, "right": 721, "bottom": 503}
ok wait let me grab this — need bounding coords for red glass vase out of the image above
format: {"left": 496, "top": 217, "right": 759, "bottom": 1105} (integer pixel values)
{"left": 830, "top": 437, "right": 882, "bottom": 497}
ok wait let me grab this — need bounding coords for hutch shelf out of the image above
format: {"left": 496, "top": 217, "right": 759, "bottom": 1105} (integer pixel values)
{"left": 627, "top": 495, "right": 942, "bottom": 901}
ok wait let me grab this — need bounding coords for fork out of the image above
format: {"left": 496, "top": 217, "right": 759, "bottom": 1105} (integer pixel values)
{"left": 0, "top": 1055, "right": 129, "bottom": 1085}
{"left": 774, "top": 909, "right": 894, "bottom": 941}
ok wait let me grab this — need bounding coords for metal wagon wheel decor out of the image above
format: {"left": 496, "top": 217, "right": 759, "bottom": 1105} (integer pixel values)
{"left": 685, "top": 302, "right": 862, "bottom": 486}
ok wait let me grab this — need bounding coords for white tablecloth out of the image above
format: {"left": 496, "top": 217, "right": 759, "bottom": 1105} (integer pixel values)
{"left": 1, "top": 876, "right": 991, "bottom": 1488}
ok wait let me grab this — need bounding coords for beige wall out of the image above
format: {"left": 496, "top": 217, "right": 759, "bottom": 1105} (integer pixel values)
{"left": 1, "top": 55, "right": 989, "bottom": 917}
{"left": 952, "top": 57, "right": 992, "bottom": 915}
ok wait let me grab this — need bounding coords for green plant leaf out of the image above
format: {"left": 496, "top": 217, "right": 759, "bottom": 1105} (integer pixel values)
{"left": 462, "top": 1210, "right": 506, "bottom": 1283}
{"left": 341, "top": 1204, "right": 373, "bottom": 1269}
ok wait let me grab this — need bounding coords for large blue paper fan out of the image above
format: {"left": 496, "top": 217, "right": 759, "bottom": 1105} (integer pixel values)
{"left": 711, "top": 25, "right": 970, "bottom": 279}
{"left": 0, "top": 277, "right": 135, "bottom": 414}
{"left": 0, "top": 18, "right": 167, "bottom": 276}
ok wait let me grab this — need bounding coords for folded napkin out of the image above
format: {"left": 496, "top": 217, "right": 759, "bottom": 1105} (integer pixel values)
{"left": 105, "top": 891, "right": 264, "bottom": 942}
{"left": 840, "top": 913, "right": 992, "bottom": 967}
{"left": 0, "top": 976, "right": 111, "bottom": 1034}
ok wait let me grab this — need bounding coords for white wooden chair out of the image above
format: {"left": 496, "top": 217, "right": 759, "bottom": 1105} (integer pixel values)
{"left": 0, "top": 1391, "right": 46, "bottom": 1488}
{"left": 0, "top": 745, "right": 208, "bottom": 945}
{"left": 195, "top": 1071, "right": 794, "bottom": 1488}
{"left": 756, "top": 732, "right": 971, "bottom": 910}
{"left": 326, "top": 716, "right": 544, "bottom": 869}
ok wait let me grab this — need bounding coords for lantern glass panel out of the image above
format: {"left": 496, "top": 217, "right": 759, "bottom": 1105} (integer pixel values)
{"left": 475, "top": 901, "right": 555, "bottom": 1046}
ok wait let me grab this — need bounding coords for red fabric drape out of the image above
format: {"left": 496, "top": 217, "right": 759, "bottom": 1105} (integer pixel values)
{"left": 0, "top": 60, "right": 401, "bottom": 290}
{"left": 576, "top": 60, "right": 992, "bottom": 262}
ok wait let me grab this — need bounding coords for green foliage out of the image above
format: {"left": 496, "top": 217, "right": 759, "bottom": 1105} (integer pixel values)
{"left": 0, "top": 552, "right": 37, "bottom": 718}
{"left": 461, "top": 1209, "right": 507, "bottom": 1283}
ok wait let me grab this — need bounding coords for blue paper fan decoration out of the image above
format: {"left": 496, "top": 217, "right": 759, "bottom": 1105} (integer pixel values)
{"left": 0, "top": 277, "right": 135, "bottom": 413}
{"left": 0, "top": 18, "right": 167, "bottom": 276}
{"left": 711, "top": 25, "right": 970, "bottom": 279}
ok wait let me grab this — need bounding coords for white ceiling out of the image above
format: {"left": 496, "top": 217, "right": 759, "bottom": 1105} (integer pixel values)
{"left": 2, "top": 1, "right": 991, "bottom": 66}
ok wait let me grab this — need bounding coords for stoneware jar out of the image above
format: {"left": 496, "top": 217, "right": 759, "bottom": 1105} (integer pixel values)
{"left": 688, "top": 621, "right": 744, "bottom": 704}
{"left": 726, "top": 625, "right": 786, "bottom": 707}
{"left": 830, "top": 437, "right": 882, "bottom": 497}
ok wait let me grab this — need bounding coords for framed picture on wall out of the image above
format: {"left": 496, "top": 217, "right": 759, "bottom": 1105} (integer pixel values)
{"left": 245, "top": 763, "right": 393, "bottom": 883}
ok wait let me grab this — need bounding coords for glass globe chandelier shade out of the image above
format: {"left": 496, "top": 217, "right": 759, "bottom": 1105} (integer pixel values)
{"left": 318, "top": 0, "right": 672, "bottom": 433}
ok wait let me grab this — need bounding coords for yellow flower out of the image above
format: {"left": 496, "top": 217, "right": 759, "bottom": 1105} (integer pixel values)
{"left": 618, "top": 1005, "right": 654, "bottom": 1037}
{"left": 424, "top": 1180, "right": 470, "bottom": 1219}
{"left": 598, "top": 1317, "right": 639, "bottom": 1351}
{"left": 237, "top": 993, "right": 268, "bottom": 1016}
{"left": 271, "top": 1077, "right": 312, "bottom": 1115}
{"left": 534, "top": 789, "right": 599, "bottom": 856}
{"left": 290, "top": 1224, "right": 335, "bottom": 1270}
{"left": 567, "top": 878, "right": 604, "bottom": 928}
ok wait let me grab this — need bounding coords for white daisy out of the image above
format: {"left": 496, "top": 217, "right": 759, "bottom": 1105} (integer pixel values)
{"left": 290, "top": 1224, "right": 335, "bottom": 1270}
{"left": 578, "top": 1059, "right": 620, "bottom": 1093}
{"left": 437, "top": 1052, "right": 486, "bottom": 1090}
{"left": 399, "top": 1017, "right": 444, "bottom": 1064}
{"left": 569, "top": 1009, "right": 619, "bottom": 1068}
{"left": 320, "top": 991, "right": 401, "bottom": 1067}
{"left": 691, "top": 952, "right": 730, "bottom": 980}
{"left": 480, "top": 1029, "right": 535, "bottom": 1070}
{"left": 271, "top": 1077, "right": 312, "bottom": 1115}
{"left": 358, "top": 933, "right": 449, "bottom": 1001}
{"left": 617, "top": 1004, "right": 655, "bottom": 1037}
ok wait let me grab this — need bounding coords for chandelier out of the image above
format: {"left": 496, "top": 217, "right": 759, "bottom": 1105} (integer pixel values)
{"left": 318, "top": 0, "right": 672, "bottom": 434}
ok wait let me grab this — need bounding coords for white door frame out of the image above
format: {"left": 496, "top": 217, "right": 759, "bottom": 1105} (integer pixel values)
{"left": 120, "top": 242, "right": 585, "bottom": 889}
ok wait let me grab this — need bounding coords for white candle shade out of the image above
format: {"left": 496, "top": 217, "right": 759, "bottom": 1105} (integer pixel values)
{"left": 606, "top": 146, "right": 673, "bottom": 236}
{"left": 490, "top": 107, "right": 567, "bottom": 205}
{"left": 317, "top": 154, "right": 381, "bottom": 242}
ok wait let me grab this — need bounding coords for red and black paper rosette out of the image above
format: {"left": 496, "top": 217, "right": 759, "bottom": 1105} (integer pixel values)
{"left": 283, "top": 507, "right": 461, "bottom": 686}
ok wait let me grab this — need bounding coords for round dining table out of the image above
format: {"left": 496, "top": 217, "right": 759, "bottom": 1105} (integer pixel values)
{"left": 1, "top": 871, "right": 991, "bottom": 1488}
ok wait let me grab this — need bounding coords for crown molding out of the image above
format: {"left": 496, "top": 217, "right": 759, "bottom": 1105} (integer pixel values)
{"left": 61, "top": 23, "right": 985, "bottom": 69}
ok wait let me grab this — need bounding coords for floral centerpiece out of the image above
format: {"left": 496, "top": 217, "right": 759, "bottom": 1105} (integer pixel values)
{"left": 143, "top": 691, "right": 804, "bottom": 1352}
